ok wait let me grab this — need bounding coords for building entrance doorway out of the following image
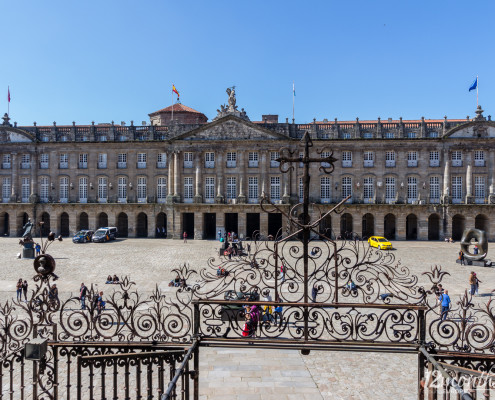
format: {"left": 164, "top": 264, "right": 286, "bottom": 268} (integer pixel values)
{"left": 384, "top": 214, "right": 395, "bottom": 240}
{"left": 0, "top": 212, "right": 9, "bottom": 236}
{"left": 156, "top": 212, "right": 167, "bottom": 238}
{"left": 362, "top": 213, "right": 374, "bottom": 239}
{"left": 428, "top": 214, "right": 440, "bottom": 240}
{"left": 452, "top": 214, "right": 465, "bottom": 241}
{"left": 137, "top": 213, "right": 148, "bottom": 238}
{"left": 225, "top": 213, "right": 238, "bottom": 236}
{"left": 60, "top": 212, "right": 70, "bottom": 237}
{"left": 98, "top": 212, "right": 108, "bottom": 229}
{"left": 268, "top": 213, "right": 282, "bottom": 239}
{"left": 203, "top": 213, "right": 216, "bottom": 240}
{"left": 340, "top": 213, "right": 353, "bottom": 238}
{"left": 182, "top": 213, "right": 195, "bottom": 240}
{"left": 78, "top": 212, "right": 89, "bottom": 231}
{"left": 118, "top": 213, "right": 128, "bottom": 237}
{"left": 41, "top": 212, "right": 50, "bottom": 236}
{"left": 246, "top": 213, "right": 260, "bottom": 239}
{"left": 406, "top": 214, "right": 418, "bottom": 240}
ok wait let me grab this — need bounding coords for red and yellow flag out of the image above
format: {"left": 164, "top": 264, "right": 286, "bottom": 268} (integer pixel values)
{"left": 172, "top": 85, "right": 179, "bottom": 97}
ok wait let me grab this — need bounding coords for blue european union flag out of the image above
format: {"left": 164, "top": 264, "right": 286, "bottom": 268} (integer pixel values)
{"left": 469, "top": 77, "right": 478, "bottom": 92}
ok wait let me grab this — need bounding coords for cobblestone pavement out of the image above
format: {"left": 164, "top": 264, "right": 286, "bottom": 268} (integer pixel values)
{"left": 0, "top": 238, "right": 493, "bottom": 399}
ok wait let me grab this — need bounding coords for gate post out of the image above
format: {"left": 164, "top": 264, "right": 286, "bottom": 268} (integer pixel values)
{"left": 193, "top": 344, "right": 199, "bottom": 400}
{"left": 418, "top": 309, "right": 426, "bottom": 399}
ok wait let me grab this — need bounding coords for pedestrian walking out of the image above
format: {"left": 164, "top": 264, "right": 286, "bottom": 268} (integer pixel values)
{"left": 458, "top": 250, "right": 465, "bottom": 265}
{"left": 35, "top": 243, "right": 41, "bottom": 256}
{"left": 439, "top": 290, "right": 451, "bottom": 321}
{"left": 22, "top": 280, "right": 28, "bottom": 301}
{"left": 97, "top": 291, "right": 105, "bottom": 315}
{"left": 474, "top": 272, "right": 481, "bottom": 296}
{"left": 48, "top": 284, "right": 59, "bottom": 307}
{"left": 183, "top": 231, "right": 187, "bottom": 243}
{"left": 16, "top": 279, "right": 23, "bottom": 301}
{"left": 311, "top": 284, "right": 318, "bottom": 303}
{"left": 469, "top": 271, "right": 476, "bottom": 295}
{"left": 79, "top": 283, "right": 88, "bottom": 310}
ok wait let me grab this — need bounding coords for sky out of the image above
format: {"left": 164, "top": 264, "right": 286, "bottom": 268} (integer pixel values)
{"left": 0, "top": 1, "right": 493, "bottom": 126}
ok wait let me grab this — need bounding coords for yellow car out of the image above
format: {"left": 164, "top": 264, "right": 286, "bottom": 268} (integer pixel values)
{"left": 368, "top": 236, "right": 393, "bottom": 250}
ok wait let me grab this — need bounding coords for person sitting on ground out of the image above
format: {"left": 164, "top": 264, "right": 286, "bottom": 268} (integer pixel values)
{"left": 113, "top": 275, "right": 119, "bottom": 283}
{"left": 216, "top": 266, "right": 228, "bottom": 277}
{"left": 106, "top": 275, "right": 113, "bottom": 284}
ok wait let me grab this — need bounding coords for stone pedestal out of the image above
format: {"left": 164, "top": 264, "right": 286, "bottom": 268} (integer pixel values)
{"left": 22, "top": 242, "right": 35, "bottom": 259}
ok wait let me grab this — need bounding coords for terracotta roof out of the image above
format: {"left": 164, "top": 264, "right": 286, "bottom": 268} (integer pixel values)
{"left": 253, "top": 119, "right": 467, "bottom": 124}
{"left": 149, "top": 103, "right": 204, "bottom": 116}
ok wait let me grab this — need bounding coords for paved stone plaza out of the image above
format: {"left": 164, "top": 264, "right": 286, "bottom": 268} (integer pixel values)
{"left": 1, "top": 238, "right": 494, "bottom": 399}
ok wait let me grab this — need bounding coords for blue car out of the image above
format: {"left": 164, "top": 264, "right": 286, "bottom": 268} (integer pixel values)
{"left": 72, "top": 230, "right": 94, "bottom": 243}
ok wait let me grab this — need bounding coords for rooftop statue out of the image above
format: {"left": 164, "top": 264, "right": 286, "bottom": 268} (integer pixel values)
{"left": 226, "top": 87, "right": 237, "bottom": 112}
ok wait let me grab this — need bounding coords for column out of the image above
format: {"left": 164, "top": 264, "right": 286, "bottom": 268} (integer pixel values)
{"left": 69, "top": 210, "right": 77, "bottom": 236}
{"left": 238, "top": 212, "right": 246, "bottom": 239}
{"left": 260, "top": 211, "right": 268, "bottom": 236}
{"left": 194, "top": 155, "right": 202, "bottom": 203}
{"left": 30, "top": 152, "right": 38, "bottom": 203}
{"left": 489, "top": 151, "right": 495, "bottom": 203}
{"left": 442, "top": 151, "right": 450, "bottom": 203}
{"left": 194, "top": 212, "right": 203, "bottom": 239}
{"left": 237, "top": 151, "right": 246, "bottom": 204}
{"left": 215, "top": 152, "right": 224, "bottom": 203}
{"left": 173, "top": 152, "right": 179, "bottom": 201}
{"left": 465, "top": 163, "right": 473, "bottom": 203}
{"left": 147, "top": 210, "right": 155, "bottom": 238}
{"left": 167, "top": 154, "right": 174, "bottom": 203}
{"left": 418, "top": 210, "right": 428, "bottom": 240}
{"left": 375, "top": 210, "right": 384, "bottom": 237}
{"left": 10, "top": 153, "right": 17, "bottom": 201}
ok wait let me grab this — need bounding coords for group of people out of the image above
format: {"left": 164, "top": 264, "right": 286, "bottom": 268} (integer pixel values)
{"left": 469, "top": 271, "right": 482, "bottom": 296}
{"left": 168, "top": 275, "right": 187, "bottom": 288}
{"left": 105, "top": 275, "right": 120, "bottom": 284}
{"left": 15, "top": 279, "right": 28, "bottom": 302}
{"left": 79, "top": 283, "right": 105, "bottom": 315}
{"left": 242, "top": 290, "right": 283, "bottom": 337}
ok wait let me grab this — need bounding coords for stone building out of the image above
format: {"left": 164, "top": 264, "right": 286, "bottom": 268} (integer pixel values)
{"left": 0, "top": 92, "right": 493, "bottom": 241}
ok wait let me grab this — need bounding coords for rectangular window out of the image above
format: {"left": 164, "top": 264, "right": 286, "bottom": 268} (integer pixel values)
{"left": 363, "top": 177, "right": 373, "bottom": 203}
{"left": 157, "top": 177, "right": 167, "bottom": 203}
{"left": 407, "top": 131, "right": 417, "bottom": 139}
{"left": 40, "top": 177, "right": 49, "bottom": 203}
{"left": 205, "top": 177, "right": 215, "bottom": 202}
{"left": 385, "top": 151, "right": 395, "bottom": 167}
{"left": 299, "top": 177, "right": 303, "bottom": 202}
{"left": 59, "top": 153, "right": 68, "bottom": 169}
{"left": 137, "top": 177, "right": 147, "bottom": 202}
{"left": 320, "top": 177, "right": 331, "bottom": 202}
{"left": 157, "top": 153, "right": 167, "bottom": 168}
{"left": 21, "top": 177, "right": 30, "bottom": 202}
{"left": 2, "top": 154, "right": 11, "bottom": 169}
{"left": 429, "top": 176, "right": 440, "bottom": 203}
{"left": 78, "top": 153, "right": 88, "bottom": 169}
{"left": 183, "top": 152, "right": 193, "bottom": 168}
{"left": 452, "top": 176, "right": 462, "bottom": 203}
{"left": 59, "top": 177, "right": 69, "bottom": 203}
{"left": 21, "top": 154, "right": 30, "bottom": 169}
{"left": 248, "top": 176, "right": 258, "bottom": 203}
{"left": 342, "top": 151, "right": 352, "bottom": 168}
{"left": 79, "top": 177, "right": 88, "bottom": 203}
{"left": 451, "top": 151, "right": 462, "bottom": 167}
{"left": 184, "top": 177, "right": 193, "bottom": 202}
{"left": 248, "top": 152, "right": 258, "bottom": 167}
{"left": 474, "top": 176, "right": 485, "bottom": 203}
{"left": 299, "top": 152, "right": 304, "bottom": 168}
{"left": 384, "top": 132, "right": 394, "bottom": 139}
{"left": 2, "top": 177, "right": 11, "bottom": 202}
{"left": 226, "top": 152, "right": 237, "bottom": 168}
{"left": 407, "top": 177, "right": 417, "bottom": 203}
{"left": 342, "top": 177, "right": 352, "bottom": 199}
{"left": 363, "top": 151, "right": 374, "bottom": 167}
{"left": 428, "top": 131, "right": 439, "bottom": 138}
{"left": 363, "top": 132, "right": 373, "bottom": 139}
{"left": 98, "top": 153, "right": 107, "bottom": 169}
{"left": 226, "top": 177, "right": 237, "bottom": 200}
{"left": 270, "top": 152, "right": 280, "bottom": 168}
{"left": 385, "top": 177, "right": 395, "bottom": 202}
{"left": 320, "top": 151, "right": 331, "bottom": 168}
{"left": 474, "top": 151, "right": 485, "bottom": 167}
{"left": 430, "top": 151, "right": 440, "bottom": 167}
{"left": 270, "top": 176, "right": 280, "bottom": 201}
{"left": 118, "top": 177, "right": 127, "bottom": 203}
{"left": 98, "top": 177, "right": 107, "bottom": 203}
{"left": 342, "top": 132, "right": 351, "bottom": 139}
{"left": 407, "top": 151, "right": 418, "bottom": 167}
{"left": 137, "top": 153, "right": 147, "bottom": 169}
{"left": 40, "top": 153, "right": 49, "bottom": 169}
{"left": 118, "top": 153, "right": 127, "bottom": 169}
{"left": 205, "top": 152, "right": 215, "bottom": 168}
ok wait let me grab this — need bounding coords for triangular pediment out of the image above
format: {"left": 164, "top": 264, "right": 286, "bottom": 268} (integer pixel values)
{"left": 171, "top": 115, "right": 289, "bottom": 141}
{"left": 445, "top": 121, "right": 495, "bottom": 138}
{"left": 0, "top": 127, "right": 35, "bottom": 143}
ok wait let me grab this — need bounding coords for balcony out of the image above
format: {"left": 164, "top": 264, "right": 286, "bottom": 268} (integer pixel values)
{"left": 40, "top": 162, "right": 49, "bottom": 169}
{"left": 205, "top": 161, "right": 215, "bottom": 169}
{"left": 98, "top": 162, "right": 107, "bottom": 169}
{"left": 137, "top": 197, "right": 147, "bottom": 203}
{"left": 320, "top": 198, "right": 331, "bottom": 204}
{"left": 226, "top": 161, "right": 237, "bottom": 168}
{"left": 117, "top": 162, "right": 127, "bottom": 169}
{"left": 118, "top": 197, "right": 127, "bottom": 204}
{"left": 60, "top": 198, "right": 68, "bottom": 203}
{"left": 78, "top": 162, "right": 87, "bottom": 169}
{"left": 385, "top": 160, "right": 395, "bottom": 167}
{"left": 79, "top": 198, "right": 88, "bottom": 204}
{"left": 474, "top": 160, "right": 486, "bottom": 167}
{"left": 137, "top": 162, "right": 147, "bottom": 169}
{"left": 248, "top": 198, "right": 258, "bottom": 204}
{"left": 475, "top": 197, "right": 486, "bottom": 204}
{"left": 2, "top": 198, "right": 8, "bottom": 203}
{"left": 363, "top": 160, "right": 374, "bottom": 168}
{"left": 2, "top": 163, "right": 11, "bottom": 169}
{"left": 98, "top": 198, "right": 108, "bottom": 204}
{"left": 270, "top": 160, "right": 280, "bottom": 168}
{"left": 248, "top": 161, "right": 258, "bottom": 168}
{"left": 452, "top": 160, "right": 462, "bottom": 167}
{"left": 428, "top": 196, "right": 440, "bottom": 204}
{"left": 430, "top": 160, "right": 440, "bottom": 167}
{"left": 157, "top": 197, "right": 166, "bottom": 204}
{"left": 20, "top": 163, "right": 30, "bottom": 169}
{"left": 342, "top": 160, "right": 352, "bottom": 168}
{"left": 407, "top": 160, "right": 418, "bottom": 167}
{"left": 157, "top": 162, "right": 167, "bottom": 169}
{"left": 184, "top": 161, "right": 193, "bottom": 168}
{"left": 59, "top": 162, "right": 68, "bottom": 169}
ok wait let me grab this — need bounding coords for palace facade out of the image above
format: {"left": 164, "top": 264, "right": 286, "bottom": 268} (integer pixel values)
{"left": 0, "top": 96, "right": 494, "bottom": 241}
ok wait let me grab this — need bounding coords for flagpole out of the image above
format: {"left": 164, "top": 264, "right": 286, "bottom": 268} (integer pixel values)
{"left": 171, "top": 84, "right": 174, "bottom": 122}
{"left": 292, "top": 81, "right": 295, "bottom": 123}
{"left": 477, "top": 75, "right": 479, "bottom": 108}
{"left": 7, "top": 86, "right": 9, "bottom": 117}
